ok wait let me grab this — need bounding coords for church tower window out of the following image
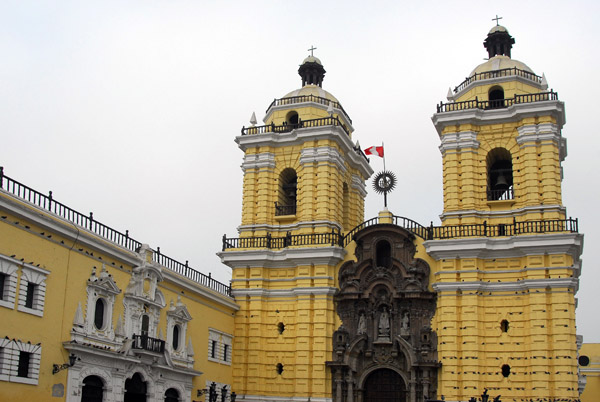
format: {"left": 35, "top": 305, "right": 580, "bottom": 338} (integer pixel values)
{"left": 286, "top": 111, "right": 299, "bottom": 126}
{"left": 488, "top": 85, "right": 505, "bottom": 109}
{"left": 487, "top": 148, "right": 513, "bottom": 200}
{"left": 276, "top": 168, "right": 297, "bottom": 216}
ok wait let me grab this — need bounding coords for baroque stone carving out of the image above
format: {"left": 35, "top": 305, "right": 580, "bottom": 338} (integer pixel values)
{"left": 327, "top": 224, "right": 439, "bottom": 402}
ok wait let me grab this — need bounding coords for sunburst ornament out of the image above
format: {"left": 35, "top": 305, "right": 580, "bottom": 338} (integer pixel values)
{"left": 372, "top": 170, "right": 397, "bottom": 207}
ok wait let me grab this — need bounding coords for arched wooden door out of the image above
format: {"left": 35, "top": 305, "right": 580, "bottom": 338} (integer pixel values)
{"left": 363, "top": 368, "right": 406, "bottom": 402}
{"left": 81, "top": 375, "right": 103, "bottom": 402}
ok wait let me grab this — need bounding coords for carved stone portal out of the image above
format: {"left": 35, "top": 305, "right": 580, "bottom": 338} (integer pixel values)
{"left": 327, "top": 224, "right": 439, "bottom": 402}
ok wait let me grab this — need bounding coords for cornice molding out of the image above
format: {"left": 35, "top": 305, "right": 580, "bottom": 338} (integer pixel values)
{"left": 235, "top": 126, "right": 373, "bottom": 179}
{"left": 433, "top": 277, "right": 579, "bottom": 293}
{"left": 424, "top": 233, "right": 583, "bottom": 261}
{"left": 431, "top": 100, "right": 565, "bottom": 137}
{"left": 440, "top": 204, "right": 566, "bottom": 222}
{"left": 218, "top": 246, "right": 347, "bottom": 269}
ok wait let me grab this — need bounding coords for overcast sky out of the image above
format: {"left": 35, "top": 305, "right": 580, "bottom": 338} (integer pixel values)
{"left": 2, "top": 1, "right": 599, "bottom": 341}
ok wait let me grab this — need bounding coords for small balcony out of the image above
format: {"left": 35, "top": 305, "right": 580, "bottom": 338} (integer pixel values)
{"left": 132, "top": 334, "right": 165, "bottom": 353}
{"left": 487, "top": 187, "right": 514, "bottom": 201}
{"left": 436, "top": 91, "right": 558, "bottom": 113}
{"left": 275, "top": 202, "right": 296, "bottom": 216}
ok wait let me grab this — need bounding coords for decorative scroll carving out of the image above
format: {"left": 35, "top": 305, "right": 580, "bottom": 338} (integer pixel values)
{"left": 327, "top": 224, "right": 439, "bottom": 402}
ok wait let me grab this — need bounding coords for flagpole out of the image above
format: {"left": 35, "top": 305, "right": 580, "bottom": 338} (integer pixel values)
{"left": 382, "top": 142, "right": 386, "bottom": 172}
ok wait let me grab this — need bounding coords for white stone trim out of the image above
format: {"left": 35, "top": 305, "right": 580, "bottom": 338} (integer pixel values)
{"left": 232, "top": 286, "right": 337, "bottom": 298}
{"left": 207, "top": 329, "right": 232, "bottom": 365}
{"left": 439, "top": 204, "right": 566, "bottom": 222}
{"left": 0, "top": 338, "right": 42, "bottom": 385}
{"left": 238, "top": 220, "right": 342, "bottom": 234}
{"left": 516, "top": 122, "right": 567, "bottom": 161}
{"left": 17, "top": 263, "right": 50, "bottom": 317}
{"left": 82, "top": 266, "right": 121, "bottom": 342}
{"left": 433, "top": 277, "right": 579, "bottom": 293}
{"left": 241, "top": 152, "right": 276, "bottom": 172}
{"left": 231, "top": 275, "right": 334, "bottom": 284}
{"left": 439, "top": 130, "right": 480, "bottom": 154}
{"left": 235, "top": 126, "right": 373, "bottom": 179}
{"left": 219, "top": 246, "right": 346, "bottom": 269}
{"left": 0, "top": 255, "right": 19, "bottom": 309}
{"left": 299, "top": 146, "right": 348, "bottom": 174}
{"left": 432, "top": 100, "right": 565, "bottom": 137}
{"left": 425, "top": 233, "right": 583, "bottom": 261}
{"left": 239, "top": 395, "right": 332, "bottom": 402}
{"left": 351, "top": 174, "right": 368, "bottom": 198}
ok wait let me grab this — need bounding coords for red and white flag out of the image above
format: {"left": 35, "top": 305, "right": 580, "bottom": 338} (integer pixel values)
{"left": 364, "top": 145, "right": 384, "bottom": 158}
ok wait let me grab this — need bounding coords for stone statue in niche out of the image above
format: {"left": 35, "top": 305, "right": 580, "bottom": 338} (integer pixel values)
{"left": 401, "top": 311, "right": 410, "bottom": 336}
{"left": 357, "top": 312, "right": 367, "bottom": 335}
{"left": 378, "top": 306, "right": 391, "bottom": 340}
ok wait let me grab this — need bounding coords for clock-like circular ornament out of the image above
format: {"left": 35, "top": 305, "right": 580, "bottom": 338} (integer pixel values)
{"left": 372, "top": 171, "right": 397, "bottom": 194}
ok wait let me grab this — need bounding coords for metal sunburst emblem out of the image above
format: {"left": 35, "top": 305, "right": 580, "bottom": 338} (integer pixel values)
{"left": 372, "top": 170, "right": 397, "bottom": 208}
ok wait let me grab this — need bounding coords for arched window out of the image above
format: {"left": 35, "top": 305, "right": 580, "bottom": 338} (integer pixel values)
{"left": 94, "top": 298, "right": 105, "bottom": 330}
{"left": 141, "top": 314, "right": 150, "bottom": 336}
{"left": 276, "top": 168, "right": 297, "bottom": 216}
{"left": 124, "top": 373, "right": 147, "bottom": 402}
{"left": 81, "top": 375, "right": 104, "bottom": 402}
{"left": 487, "top": 148, "right": 514, "bottom": 200}
{"left": 342, "top": 183, "right": 350, "bottom": 231}
{"left": 164, "top": 388, "right": 179, "bottom": 402}
{"left": 376, "top": 240, "right": 392, "bottom": 268}
{"left": 286, "top": 111, "right": 299, "bottom": 126}
{"left": 488, "top": 86, "right": 505, "bottom": 109}
{"left": 172, "top": 325, "right": 180, "bottom": 350}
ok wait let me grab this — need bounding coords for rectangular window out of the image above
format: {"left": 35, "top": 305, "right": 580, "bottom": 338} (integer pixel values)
{"left": 223, "top": 344, "right": 229, "bottom": 362}
{"left": 211, "top": 340, "right": 217, "bottom": 359}
{"left": 24, "top": 283, "right": 36, "bottom": 309}
{"left": 17, "top": 351, "right": 31, "bottom": 378}
{"left": 0, "top": 273, "right": 5, "bottom": 300}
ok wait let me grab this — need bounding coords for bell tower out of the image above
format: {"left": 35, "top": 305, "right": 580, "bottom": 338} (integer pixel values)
{"left": 428, "top": 24, "right": 583, "bottom": 401}
{"left": 220, "top": 55, "right": 372, "bottom": 402}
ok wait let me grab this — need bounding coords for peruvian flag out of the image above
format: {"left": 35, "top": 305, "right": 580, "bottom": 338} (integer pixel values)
{"left": 364, "top": 145, "right": 384, "bottom": 158}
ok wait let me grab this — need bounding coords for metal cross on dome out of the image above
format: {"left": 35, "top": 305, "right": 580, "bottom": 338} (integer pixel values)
{"left": 492, "top": 15, "right": 503, "bottom": 26}
{"left": 308, "top": 45, "right": 317, "bottom": 56}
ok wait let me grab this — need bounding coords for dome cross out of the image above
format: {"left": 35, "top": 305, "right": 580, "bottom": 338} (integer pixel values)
{"left": 308, "top": 45, "right": 317, "bottom": 57}
{"left": 492, "top": 15, "right": 503, "bottom": 26}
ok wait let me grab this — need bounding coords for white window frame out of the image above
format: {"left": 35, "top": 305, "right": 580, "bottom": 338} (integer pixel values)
{"left": 17, "top": 264, "right": 50, "bottom": 317}
{"left": 0, "top": 338, "right": 42, "bottom": 385}
{"left": 208, "top": 328, "right": 232, "bottom": 365}
{"left": 0, "top": 256, "right": 18, "bottom": 310}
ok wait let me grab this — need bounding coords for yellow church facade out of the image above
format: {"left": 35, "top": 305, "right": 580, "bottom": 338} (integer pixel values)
{"left": 0, "top": 23, "right": 593, "bottom": 402}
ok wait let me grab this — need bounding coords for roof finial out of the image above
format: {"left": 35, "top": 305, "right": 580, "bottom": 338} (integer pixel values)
{"left": 492, "top": 14, "right": 503, "bottom": 26}
{"left": 308, "top": 45, "right": 317, "bottom": 57}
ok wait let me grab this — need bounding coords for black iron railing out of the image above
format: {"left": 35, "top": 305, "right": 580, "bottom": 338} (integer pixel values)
{"left": 275, "top": 202, "right": 296, "bottom": 216}
{"left": 487, "top": 188, "right": 514, "bottom": 201}
{"left": 222, "top": 216, "right": 579, "bottom": 250}
{"left": 266, "top": 94, "right": 352, "bottom": 125}
{"left": 0, "top": 167, "right": 232, "bottom": 297}
{"left": 454, "top": 67, "right": 543, "bottom": 94}
{"left": 132, "top": 334, "right": 165, "bottom": 353}
{"left": 436, "top": 91, "right": 558, "bottom": 113}
{"left": 241, "top": 116, "right": 350, "bottom": 137}
{"left": 222, "top": 230, "right": 342, "bottom": 251}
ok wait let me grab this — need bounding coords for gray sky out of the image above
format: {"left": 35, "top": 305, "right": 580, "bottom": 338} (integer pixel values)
{"left": 2, "top": 1, "right": 599, "bottom": 341}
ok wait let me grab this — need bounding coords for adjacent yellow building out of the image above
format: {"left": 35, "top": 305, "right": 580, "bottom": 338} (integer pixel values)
{"left": 0, "top": 23, "right": 592, "bottom": 402}
{"left": 0, "top": 168, "right": 237, "bottom": 402}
